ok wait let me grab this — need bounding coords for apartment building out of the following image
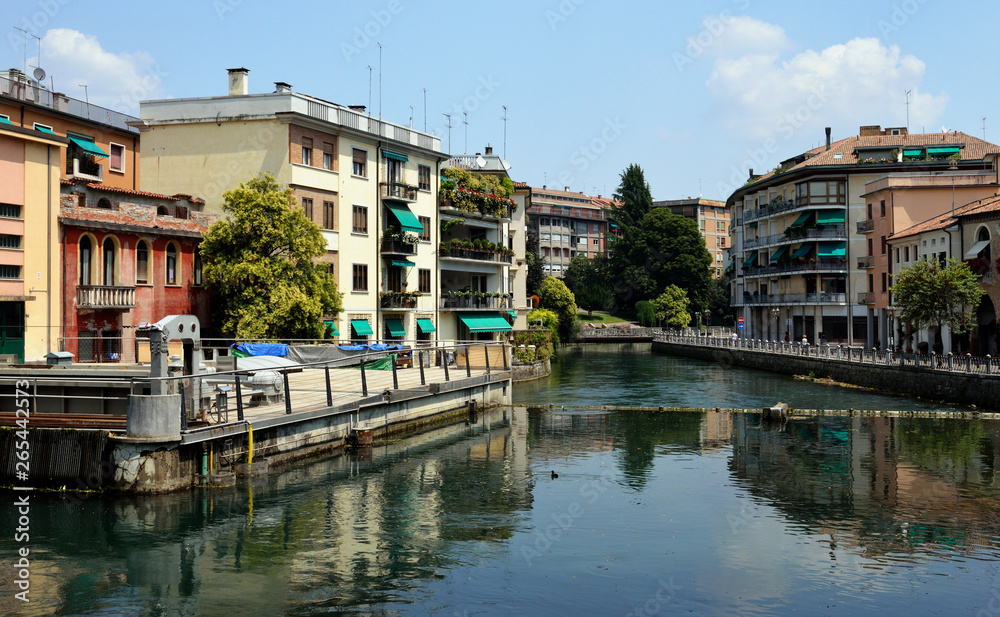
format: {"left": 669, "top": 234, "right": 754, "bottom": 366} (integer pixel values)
{"left": 138, "top": 68, "right": 447, "bottom": 343}
{"left": 652, "top": 198, "right": 729, "bottom": 278}
{"left": 728, "top": 124, "right": 1000, "bottom": 345}
{"left": 527, "top": 186, "right": 610, "bottom": 277}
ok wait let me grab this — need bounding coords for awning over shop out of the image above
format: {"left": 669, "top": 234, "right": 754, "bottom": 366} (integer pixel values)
{"left": 458, "top": 312, "right": 513, "bottom": 333}
{"left": 790, "top": 211, "right": 812, "bottom": 228}
{"left": 816, "top": 209, "right": 845, "bottom": 225}
{"left": 382, "top": 149, "right": 408, "bottom": 162}
{"left": 324, "top": 320, "right": 339, "bottom": 336}
{"left": 390, "top": 259, "right": 415, "bottom": 268}
{"left": 416, "top": 318, "right": 436, "bottom": 333}
{"left": 742, "top": 252, "right": 758, "bottom": 267}
{"left": 385, "top": 318, "right": 406, "bottom": 337}
{"left": 68, "top": 136, "right": 109, "bottom": 158}
{"left": 350, "top": 319, "right": 374, "bottom": 336}
{"left": 769, "top": 246, "right": 788, "bottom": 262}
{"left": 966, "top": 239, "right": 991, "bottom": 258}
{"left": 817, "top": 241, "right": 847, "bottom": 258}
{"left": 385, "top": 202, "right": 423, "bottom": 233}
{"left": 791, "top": 242, "right": 814, "bottom": 259}
{"left": 927, "top": 146, "right": 960, "bottom": 156}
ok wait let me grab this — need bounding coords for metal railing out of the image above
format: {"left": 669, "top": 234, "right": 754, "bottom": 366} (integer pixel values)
{"left": 656, "top": 332, "right": 1000, "bottom": 376}
{"left": 0, "top": 74, "right": 140, "bottom": 133}
{"left": 741, "top": 292, "right": 847, "bottom": 305}
{"left": 381, "top": 182, "right": 418, "bottom": 202}
{"left": 578, "top": 327, "right": 656, "bottom": 339}
{"left": 741, "top": 260, "right": 849, "bottom": 277}
{"left": 857, "top": 219, "right": 875, "bottom": 233}
{"left": 440, "top": 295, "right": 514, "bottom": 309}
{"left": 858, "top": 292, "right": 875, "bottom": 305}
{"left": 857, "top": 255, "right": 874, "bottom": 269}
{"left": 744, "top": 226, "right": 847, "bottom": 250}
{"left": 380, "top": 236, "right": 418, "bottom": 255}
{"left": 439, "top": 247, "right": 513, "bottom": 263}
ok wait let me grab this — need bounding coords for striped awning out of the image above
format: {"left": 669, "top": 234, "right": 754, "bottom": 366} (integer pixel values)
{"left": 416, "top": 318, "right": 436, "bottom": 333}
{"left": 382, "top": 149, "right": 408, "bottom": 162}
{"left": 817, "top": 241, "right": 846, "bottom": 258}
{"left": 385, "top": 318, "right": 406, "bottom": 337}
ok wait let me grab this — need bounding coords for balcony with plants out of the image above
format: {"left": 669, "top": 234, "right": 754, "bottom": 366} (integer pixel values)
{"left": 379, "top": 290, "right": 424, "bottom": 309}
{"left": 439, "top": 167, "right": 517, "bottom": 219}
{"left": 439, "top": 237, "right": 513, "bottom": 264}
{"left": 381, "top": 182, "right": 419, "bottom": 203}
{"left": 440, "top": 290, "right": 514, "bottom": 310}
{"left": 380, "top": 226, "right": 419, "bottom": 256}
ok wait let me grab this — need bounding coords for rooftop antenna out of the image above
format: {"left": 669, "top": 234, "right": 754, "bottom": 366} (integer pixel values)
{"left": 79, "top": 84, "right": 89, "bottom": 105}
{"left": 377, "top": 42, "right": 382, "bottom": 121}
{"left": 905, "top": 89, "right": 912, "bottom": 132}
{"left": 462, "top": 112, "right": 468, "bottom": 155}
{"left": 443, "top": 113, "right": 453, "bottom": 154}
{"left": 501, "top": 105, "right": 508, "bottom": 160}
{"left": 422, "top": 88, "right": 427, "bottom": 131}
{"left": 409, "top": 105, "right": 413, "bottom": 128}
{"left": 13, "top": 27, "right": 28, "bottom": 75}
{"left": 983, "top": 117, "right": 988, "bottom": 141}
{"left": 367, "top": 65, "right": 372, "bottom": 116}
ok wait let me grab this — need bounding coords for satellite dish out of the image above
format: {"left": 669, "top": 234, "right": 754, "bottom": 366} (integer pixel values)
{"left": 502, "top": 160, "right": 511, "bottom": 170}
{"left": 32, "top": 67, "right": 45, "bottom": 82}
{"left": 475, "top": 155, "right": 486, "bottom": 168}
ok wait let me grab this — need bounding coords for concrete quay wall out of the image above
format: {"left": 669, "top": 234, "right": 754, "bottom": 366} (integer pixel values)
{"left": 652, "top": 341, "right": 1000, "bottom": 411}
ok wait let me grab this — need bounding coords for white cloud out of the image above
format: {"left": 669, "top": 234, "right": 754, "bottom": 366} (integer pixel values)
{"left": 706, "top": 31, "right": 948, "bottom": 140}
{"left": 28, "top": 29, "right": 164, "bottom": 113}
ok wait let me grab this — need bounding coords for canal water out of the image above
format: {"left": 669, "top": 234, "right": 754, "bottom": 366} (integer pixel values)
{"left": 3, "top": 344, "right": 1000, "bottom": 616}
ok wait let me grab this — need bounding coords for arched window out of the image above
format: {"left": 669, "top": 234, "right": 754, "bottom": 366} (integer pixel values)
{"left": 136, "top": 240, "right": 150, "bottom": 285}
{"left": 79, "top": 236, "right": 92, "bottom": 285}
{"left": 97, "top": 198, "right": 112, "bottom": 209}
{"left": 165, "top": 242, "right": 178, "bottom": 285}
{"left": 157, "top": 206, "right": 169, "bottom": 216}
{"left": 102, "top": 237, "right": 116, "bottom": 285}
{"left": 978, "top": 226, "right": 992, "bottom": 262}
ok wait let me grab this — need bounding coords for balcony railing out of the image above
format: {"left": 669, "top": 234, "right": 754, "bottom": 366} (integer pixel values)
{"left": 440, "top": 294, "right": 513, "bottom": 310}
{"left": 744, "top": 226, "right": 847, "bottom": 250}
{"left": 858, "top": 292, "right": 875, "bottom": 305}
{"left": 77, "top": 285, "right": 136, "bottom": 310}
{"left": 742, "top": 200, "right": 797, "bottom": 223}
{"left": 380, "top": 236, "right": 418, "bottom": 255}
{"left": 742, "top": 292, "right": 847, "bottom": 306}
{"left": 379, "top": 292, "right": 423, "bottom": 309}
{"left": 857, "top": 255, "right": 874, "bottom": 269}
{"left": 67, "top": 157, "right": 103, "bottom": 183}
{"left": 741, "top": 259, "right": 849, "bottom": 277}
{"left": 381, "top": 182, "right": 418, "bottom": 202}
{"left": 440, "top": 247, "right": 513, "bottom": 264}
{"left": 857, "top": 219, "right": 875, "bottom": 234}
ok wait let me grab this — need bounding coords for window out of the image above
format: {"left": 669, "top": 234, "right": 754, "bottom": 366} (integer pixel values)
{"left": 322, "top": 142, "right": 334, "bottom": 170}
{"left": 388, "top": 266, "right": 404, "bottom": 292}
{"left": 136, "top": 241, "right": 150, "bottom": 284}
{"left": 0, "top": 265, "right": 19, "bottom": 279}
{"left": 418, "top": 216, "right": 431, "bottom": 242}
{"left": 881, "top": 272, "right": 887, "bottom": 293}
{"left": 165, "top": 243, "right": 178, "bottom": 285}
{"left": 699, "top": 219, "right": 706, "bottom": 230}
{"left": 97, "top": 198, "right": 112, "bottom": 209}
{"left": 353, "top": 148, "right": 367, "bottom": 177}
{"left": 352, "top": 205, "right": 368, "bottom": 234}
{"left": 419, "top": 268, "right": 431, "bottom": 293}
{"left": 33, "top": 122, "right": 53, "bottom": 133}
{"left": 301, "top": 137, "right": 312, "bottom": 166}
{"left": 868, "top": 273, "right": 874, "bottom": 293}
{"left": 904, "top": 246, "right": 909, "bottom": 262}
{"left": 301, "top": 197, "right": 313, "bottom": 221}
{"left": 102, "top": 237, "right": 117, "bottom": 286}
{"left": 79, "top": 236, "right": 93, "bottom": 285}
{"left": 930, "top": 238, "right": 936, "bottom": 247}
{"left": 540, "top": 218, "right": 549, "bottom": 226}
{"left": 592, "top": 238, "right": 599, "bottom": 246}
{"left": 867, "top": 203, "right": 873, "bottom": 219}
{"left": 109, "top": 143, "right": 125, "bottom": 172}
{"left": 418, "top": 164, "right": 431, "bottom": 191}
{"left": 0, "top": 234, "right": 20, "bottom": 249}
{"left": 881, "top": 236, "right": 887, "bottom": 255}
{"left": 352, "top": 263, "right": 368, "bottom": 291}
{"left": 716, "top": 253, "right": 723, "bottom": 262}
{"left": 157, "top": 206, "right": 170, "bottom": 216}
{"left": 868, "top": 238, "right": 873, "bottom": 256}
{"left": 193, "top": 252, "right": 203, "bottom": 286}
{"left": 386, "top": 158, "right": 401, "bottom": 185}
{"left": 717, "top": 221, "right": 726, "bottom": 232}
{"left": 592, "top": 223, "right": 599, "bottom": 233}
{"left": 0, "top": 204, "right": 21, "bottom": 219}
{"left": 880, "top": 200, "right": 886, "bottom": 218}
{"left": 323, "top": 201, "right": 336, "bottom": 229}
{"left": 540, "top": 233, "right": 550, "bottom": 241}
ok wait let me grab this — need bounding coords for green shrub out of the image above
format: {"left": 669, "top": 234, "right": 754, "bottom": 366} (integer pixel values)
{"left": 635, "top": 301, "right": 655, "bottom": 327}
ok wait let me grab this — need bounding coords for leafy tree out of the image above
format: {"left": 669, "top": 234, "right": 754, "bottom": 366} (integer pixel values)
{"left": 526, "top": 308, "right": 561, "bottom": 346}
{"left": 707, "top": 273, "right": 734, "bottom": 324}
{"left": 610, "top": 163, "right": 653, "bottom": 237}
{"left": 200, "top": 173, "right": 343, "bottom": 339}
{"left": 564, "top": 254, "right": 614, "bottom": 316}
{"left": 537, "top": 276, "right": 578, "bottom": 343}
{"left": 653, "top": 285, "right": 691, "bottom": 328}
{"left": 891, "top": 258, "right": 985, "bottom": 353}
{"left": 635, "top": 301, "right": 655, "bottom": 327}
{"left": 524, "top": 227, "right": 545, "bottom": 297}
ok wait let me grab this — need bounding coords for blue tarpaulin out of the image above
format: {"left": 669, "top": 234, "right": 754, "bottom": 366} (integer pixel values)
{"left": 232, "top": 343, "right": 289, "bottom": 357}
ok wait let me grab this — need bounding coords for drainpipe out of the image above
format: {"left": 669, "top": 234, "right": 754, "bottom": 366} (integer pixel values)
{"left": 47, "top": 144, "right": 53, "bottom": 356}
{"left": 376, "top": 142, "right": 382, "bottom": 342}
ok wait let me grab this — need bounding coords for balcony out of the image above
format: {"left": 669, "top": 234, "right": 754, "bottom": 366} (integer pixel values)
{"left": 857, "top": 219, "right": 875, "bottom": 234}
{"left": 857, "top": 255, "right": 874, "bottom": 269}
{"left": 742, "top": 292, "right": 847, "bottom": 305}
{"left": 439, "top": 246, "right": 513, "bottom": 264}
{"left": 440, "top": 293, "right": 514, "bottom": 310}
{"left": 379, "top": 292, "right": 423, "bottom": 309}
{"left": 77, "top": 285, "right": 135, "bottom": 310}
{"left": 742, "top": 200, "right": 797, "bottom": 223}
{"left": 381, "top": 182, "right": 418, "bottom": 203}
{"left": 67, "top": 157, "right": 103, "bottom": 183}
{"left": 744, "top": 226, "right": 847, "bottom": 250}
{"left": 380, "top": 236, "right": 418, "bottom": 256}
{"left": 858, "top": 292, "right": 875, "bottom": 305}
{"left": 741, "top": 259, "right": 849, "bottom": 277}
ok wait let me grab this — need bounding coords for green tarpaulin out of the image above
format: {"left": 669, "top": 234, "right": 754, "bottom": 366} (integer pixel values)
{"left": 385, "top": 202, "right": 423, "bottom": 233}
{"left": 817, "top": 241, "right": 847, "bottom": 258}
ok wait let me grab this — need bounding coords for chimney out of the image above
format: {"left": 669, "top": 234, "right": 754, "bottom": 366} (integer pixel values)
{"left": 274, "top": 81, "right": 292, "bottom": 93}
{"left": 485, "top": 145, "right": 493, "bottom": 155}
{"left": 825, "top": 127, "right": 831, "bottom": 151}
{"left": 565, "top": 186, "right": 570, "bottom": 191}
{"left": 348, "top": 105, "right": 366, "bottom": 112}
{"left": 543, "top": 185, "right": 547, "bottom": 189}
{"left": 228, "top": 67, "right": 249, "bottom": 96}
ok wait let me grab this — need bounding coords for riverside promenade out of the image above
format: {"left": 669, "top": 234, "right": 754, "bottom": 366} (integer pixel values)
{"left": 653, "top": 332, "right": 1000, "bottom": 411}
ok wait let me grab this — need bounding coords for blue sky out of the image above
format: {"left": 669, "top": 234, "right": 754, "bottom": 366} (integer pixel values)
{"left": 5, "top": 0, "right": 998, "bottom": 202}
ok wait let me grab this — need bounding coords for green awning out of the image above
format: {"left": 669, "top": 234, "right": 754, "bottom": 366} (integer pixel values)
{"left": 508, "top": 310, "right": 517, "bottom": 318}
{"left": 769, "top": 246, "right": 788, "bottom": 262}
{"left": 903, "top": 149, "right": 923, "bottom": 157}
{"left": 458, "top": 312, "right": 513, "bottom": 333}
{"left": 68, "top": 137, "right": 109, "bottom": 158}
{"left": 385, "top": 318, "right": 406, "bottom": 337}
{"left": 816, "top": 209, "right": 845, "bottom": 225}
{"left": 790, "top": 211, "right": 812, "bottom": 227}
{"left": 351, "top": 319, "right": 374, "bottom": 336}
{"left": 416, "top": 318, "right": 436, "bottom": 333}
{"left": 390, "top": 259, "right": 415, "bottom": 268}
{"left": 324, "top": 320, "right": 339, "bottom": 336}
{"left": 791, "top": 242, "right": 814, "bottom": 259}
{"left": 385, "top": 202, "right": 424, "bottom": 233}
{"left": 746, "top": 221, "right": 758, "bottom": 227}
{"left": 817, "top": 241, "right": 847, "bottom": 258}
{"left": 34, "top": 125, "right": 54, "bottom": 134}
{"left": 382, "top": 149, "right": 408, "bottom": 162}
{"left": 927, "top": 146, "right": 960, "bottom": 156}
{"left": 742, "top": 252, "right": 758, "bottom": 267}
{"left": 0, "top": 116, "right": 12, "bottom": 125}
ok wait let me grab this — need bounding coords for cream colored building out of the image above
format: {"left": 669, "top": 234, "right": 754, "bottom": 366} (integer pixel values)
{"left": 138, "top": 68, "right": 446, "bottom": 342}
{"left": 0, "top": 121, "right": 64, "bottom": 362}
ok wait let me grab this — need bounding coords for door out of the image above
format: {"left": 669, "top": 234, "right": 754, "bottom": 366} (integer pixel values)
{"left": 0, "top": 302, "right": 24, "bottom": 363}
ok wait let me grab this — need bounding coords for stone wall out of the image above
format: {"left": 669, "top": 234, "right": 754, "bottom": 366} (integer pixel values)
{"left": 511, "top": 358, "right": 551, "bottom": 382}
{"left": 653, "top": 341, "right": 1000, "bottom": 410}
